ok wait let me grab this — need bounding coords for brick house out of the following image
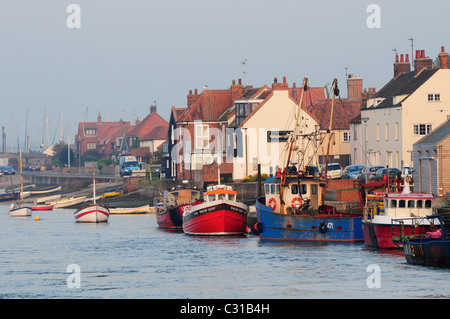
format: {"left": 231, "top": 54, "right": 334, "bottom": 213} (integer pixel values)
{"left": 171, "top": 80, "right": 244, "bottom": 183}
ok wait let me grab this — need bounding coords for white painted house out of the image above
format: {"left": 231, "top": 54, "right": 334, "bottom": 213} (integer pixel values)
{"left": 359, "top": 47, "right": 450, "bottom": 169}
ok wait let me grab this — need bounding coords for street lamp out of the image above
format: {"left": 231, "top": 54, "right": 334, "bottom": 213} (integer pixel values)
{"left": 362, "top": 117, "right": 369, "bottom": 183}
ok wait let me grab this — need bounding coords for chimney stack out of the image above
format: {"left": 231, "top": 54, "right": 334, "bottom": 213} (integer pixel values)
{"left": 414, "top": 49, "right": 433, "bottom": 75}
{"left": 347, "top": 74, "right": 363, "bottom": 100}
{"left": 439, "top": 46, "right": 449, "bottom": 69}
{"left": 187, "top": 89, "right": 200, "bottom": 107}
{"left": 394, "top": 53, "right": 411, "bottom": 78}
{"left": 272, "top": 76, "right": 289, "bottom": 90}
{"left": 231, "top": 78, "right": 244, "bottom": 101}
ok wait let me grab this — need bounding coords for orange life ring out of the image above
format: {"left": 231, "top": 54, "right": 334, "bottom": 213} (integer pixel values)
{"left": 291, "top": 197, "right": 302, "bottom": 209}
{"left": 268, "top": 197, "right": 277, "bottom": 211}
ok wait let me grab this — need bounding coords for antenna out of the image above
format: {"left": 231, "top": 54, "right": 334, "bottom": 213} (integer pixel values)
{"left": 241, "top": 59, "right": 247, "bottom": 86}
{"left": 408, "top": 38, "right": 414, "bottom": 67}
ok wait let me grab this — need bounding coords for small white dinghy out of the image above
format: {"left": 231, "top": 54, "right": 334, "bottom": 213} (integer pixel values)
{"left": 74, "top": 173, "right": 109, "bottom": 223}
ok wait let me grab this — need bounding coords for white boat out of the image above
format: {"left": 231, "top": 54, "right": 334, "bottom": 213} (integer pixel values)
{"left": 47, "top": 196, "right": 87, "bottom": 208}
{"left": 74, "top": 173, "right": 109, "bottom": 223}
{"left": 34, "top": 194, "right": 61, "bottom": 204}
{"left": 9, "top": 204, "right": 32, "bottom": 217}
{"left": 74, "top": 204, "right": 110, "bottom": 222}
{"left": 109, "top": 205, "right": 154, "bottom": 214}
{"left": 9, "top": 151, "right": 32, "bottom": 217}
{"left": 30, "top": 185, "right": 62, "bottom": 195}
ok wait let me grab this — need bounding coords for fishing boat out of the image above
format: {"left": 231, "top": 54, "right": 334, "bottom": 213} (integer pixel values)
{"left": 47, "top": 196, "right": 87, "bottom": 209}
{"left": 30, "top": 185, "right": 61, "bottom": 195}
{"left": 360, "top": 177, "right": 436, "bottom": 249}
{"left": 74, "top": 173, "right": 109, "bottom": 223}
{"left": 398, "top": 214, "right": 450, "bottom": 267}
{"left": 156, "top": 185, "right": 202, "bottom": 229}
{"left": 34, "top": 194, "right": 61, "bottom": 204}
{"left": 0, "top": 191, "right": 19, "bottom": 202}
{"left": 101, "top": 191, "right": 122, "bottom": 199}
{"left": 109, "top": 204, "right": 153, "bottom": 214}
{"left": 182, "top": 184, "right": 248, "bottom": 236}
{"left": 8, "top": 151, "right": 32, "bottom": 217}
{"left": 255, "top": 78, "right": 363, "bottom": 242}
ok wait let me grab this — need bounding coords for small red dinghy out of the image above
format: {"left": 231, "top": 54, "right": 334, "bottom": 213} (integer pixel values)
{"left": 31, "top": 204, "right": 54, "bottom": 211}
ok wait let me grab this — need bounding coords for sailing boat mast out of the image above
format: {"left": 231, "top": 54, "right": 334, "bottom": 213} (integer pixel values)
{"left": 19, "top": 150, "right": 24, "bottom": 205}
{"left": 280, "top": 77, "right": 308, "bottom": 214}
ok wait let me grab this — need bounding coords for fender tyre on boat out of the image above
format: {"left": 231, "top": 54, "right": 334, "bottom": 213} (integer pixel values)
{"left": 319, "top": 222, "right": 327, "bottom": 233}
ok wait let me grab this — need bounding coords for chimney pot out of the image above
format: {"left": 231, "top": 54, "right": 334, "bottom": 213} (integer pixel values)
{"left": 400, "top": 54, "right": 404, "bottom": 62}
{"left": 406, "top": 54, "right": 409, "bottom": 62}
{"left": 274, "top": 77, "right": 278, "bottom": 83}
{"left": 395, "top": 54, "right": 399, "bottom": 63}
{"left": 189, "top": 90, "right": 192, "bottom": 95}
{"left": 293, "top": 82, "right": 296, "bottom": 88}
{"left": 416, "top": 50, "right": 420, "bottom": 59}
{"left": 442, "top": 46, "right": 445, "bottom": 53}
{"left": 238, "top": 78, "right": 242, "bottom": 85}
{"left": 421, "top": 50, "right": 425, "bottom": 58}
{"left": 283, "top": 76, "right": 286, "bottom": 83}
{"left": 195, "top": 89, "right": 198, "bottom": 94}
{"left": 232, "top": 80, "right": 235, "bottom": 85}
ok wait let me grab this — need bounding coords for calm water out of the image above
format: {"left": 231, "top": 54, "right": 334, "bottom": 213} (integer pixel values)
{"left": 1, "top": 202, "right": 449, "bottom": 299}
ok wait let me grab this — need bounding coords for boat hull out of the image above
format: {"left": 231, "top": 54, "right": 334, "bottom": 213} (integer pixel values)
{"left": 31, "top": 205, "right": 54, "bottom": 211}
{"left": 183, "top": 201, "right": 248, "bottom": 235}
{"left": 9, "top": 206, "right": 32, "bottom": 217}
{"left": 362, "top": 221, "right": 432, "bottom": 249}
{"left": 156, "top": 202, "right": 201, "bottom": 229}
{"left": 403, "top": 238, "right": 450, "bottom": 267}
{"left": 256, "top": 197, "right": 363, "bottom": 242}
{"left": 74, "top": 204, "right": 109, "bottom": 223}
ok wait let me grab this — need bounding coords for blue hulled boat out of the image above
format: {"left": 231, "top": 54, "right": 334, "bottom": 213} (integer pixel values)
{"left": 255, "top": 78, "right": 363, "bottom": 242}
{"left": 400, "top": 214, "right": 450, "bottom": 268}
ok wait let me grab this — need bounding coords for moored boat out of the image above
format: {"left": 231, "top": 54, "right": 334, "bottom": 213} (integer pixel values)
{"left": 255, "top": 78, "right": 363, "bottom": 242}
{"left": 30, "top": 185, "right": 61, "bottom": 195}
{"left": 360, "top": 177, "right": 435, "bottom": 249}
{"left": 399, "top": 214, "right": 450, "bottom": 267}
{"left": 31, "top": 204, "right": 54, "bottom": 211}
{"left": 74, "top": 173, "right": 109, "bottom": 223}
{"left": 156, "top": 186, "right": 202, "bottom": 229}
{"left": 9, "top": 204, "right": 32, "bottom": 217}
{"left": 47, "top": 196, "right": 87, "bottom": 209}
{"left": 109, "top": 204, "right": 153, "bottom": 214}
{"left": 183, "top": 184, "right": 248, "bottom": 236}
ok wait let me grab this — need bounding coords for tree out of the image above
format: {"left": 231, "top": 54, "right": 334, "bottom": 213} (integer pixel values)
{"left": 58, "top": 145, "right": 75, "bottom": 167}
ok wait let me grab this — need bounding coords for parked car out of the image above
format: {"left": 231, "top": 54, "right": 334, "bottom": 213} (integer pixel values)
{"left": 322, "top": 163, "right": 343, "bottom": 179}
{"left": 0, "top": 166, "right": 16, "bottom": 175}
{"left": 342, "top": 165, "right": 365, "bottom": 179}
{"left": 373, "top": 168, "right": 401, "bottom": 181}
{"left": 29, "top": 163, "right": 40, "bottom": 171}
{"left": 359, "top": 165, "right": 384, "bottom": 182}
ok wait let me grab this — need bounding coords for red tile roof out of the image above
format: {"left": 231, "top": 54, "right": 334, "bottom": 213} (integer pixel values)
{"left": 177, "top": 89, "right": 233, "bottom": 122}
{"left": 127, "top": 111, "right": 169, "bottom": 141}
{"left": 306, "top": 99, "right": 363, "bottom": 130}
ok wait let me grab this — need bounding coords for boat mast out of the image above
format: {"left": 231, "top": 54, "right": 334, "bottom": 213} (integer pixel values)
{"left": 280, "top": 77, "right": 308, "bottom": 214}
{"left": 323, "top": 78, "right": 338, "bottom": 182}
{"left": 19, "top": 150, "right": 24, "bottom": 205}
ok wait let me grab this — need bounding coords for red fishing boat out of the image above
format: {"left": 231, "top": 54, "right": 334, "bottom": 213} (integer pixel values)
{"left": 182, "top": 184, "right": 248, "bottom": 235}
{"left": 360, "top": 176, "right": 435, "bottom": 249}
{"left": 156, "top": 186, "right": 202, "bottom": 229}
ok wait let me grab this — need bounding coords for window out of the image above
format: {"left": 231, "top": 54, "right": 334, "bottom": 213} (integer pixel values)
{"left": 385, "top": 123, "right": 389, "bottom": 141}
{"left": 413, "top": 124, "right": 432, "bottom": 136}
{"left": 86, "top": 142, "right": 97, "bottom": 150}
{"left": 270, "top": 184, "right": 275, "bottom": 194}
{"left": 235, "top": 102, "right": 252, "bottom": 125}
{"left": 395, "top": 122, "right": 399, "bottom": 140}
{"left": 408, "top": 200, "right": 415, "bottom": 208}
{"left": 291, "top": 184, "right": 298, "bottom": 195}
{"left": 428, "top": 93, "right": 441, "bottom": 102}
{"left": 376, "top": 124, "right": 380, "bottom": 141}
{"left": 390, "top": 200, "right": 397, "bottom": 208}
{"left": 195, "top": 124, "right": 209, "bottom": 149}
{"left": 85, "top": 128, "right": 97, "bottom": 136}
{"left": 399, "top": 200, "right": 406, "bottom": 208}
{"left": 343, "top": 132, "right": 350, "bottom": 142}
{"left": 265, "top": 184, "right": 270, "bottom": 195}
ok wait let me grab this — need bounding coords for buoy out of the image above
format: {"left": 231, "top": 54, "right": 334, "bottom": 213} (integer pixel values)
{"left": 34, "top": 216, "right": 41, "bottom": 221}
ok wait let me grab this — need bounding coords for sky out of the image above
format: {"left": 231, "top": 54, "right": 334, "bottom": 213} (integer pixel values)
{"left": 0, "top": 0, "right": 449, "bottom": 152}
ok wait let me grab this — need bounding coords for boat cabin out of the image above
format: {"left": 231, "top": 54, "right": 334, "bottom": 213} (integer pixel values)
{"left": 383, "top": 193, "right": 434, "bottom": 218}
{"left": 264, "top": 176, "right": 325, "bottom": 214}
{"left": 164, "top": 188, "right": 201, "bottom": 207}
{"left": 204, "top": 185, "right": 237, "bottom": 202}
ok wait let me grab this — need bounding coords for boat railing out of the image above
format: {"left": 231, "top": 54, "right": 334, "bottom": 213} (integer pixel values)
{"left": 391, "top": 215, "right": 449, "bottom": 247}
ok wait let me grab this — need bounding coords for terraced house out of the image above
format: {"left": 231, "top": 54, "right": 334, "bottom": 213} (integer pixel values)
{"left": 359, "top": 46, "right": 450, "bottom": 169}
